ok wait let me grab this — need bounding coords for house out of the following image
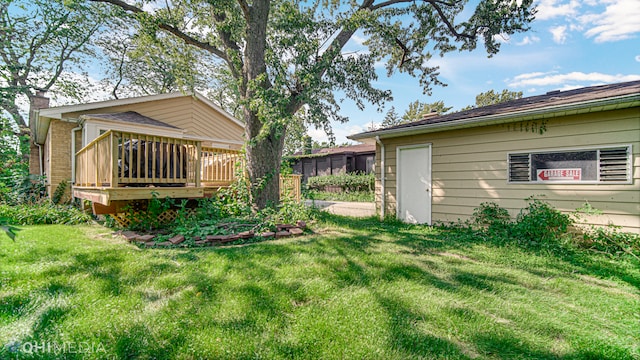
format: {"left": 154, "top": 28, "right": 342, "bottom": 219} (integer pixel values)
{"left": 348, "top": 81, "right": 640, "bottom": 233}
{"left": 290, "top": 144, "right": 375, "bottom": 182}
{"left": 28, "top": 92, "right": 300, "bottom": 222}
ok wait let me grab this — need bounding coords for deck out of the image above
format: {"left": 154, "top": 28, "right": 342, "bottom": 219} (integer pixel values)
{"left": 73, "top": 130, "right": 300, "bottom": 209}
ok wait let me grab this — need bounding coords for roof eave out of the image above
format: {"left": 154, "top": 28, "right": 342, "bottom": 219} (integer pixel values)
{"left": 348, "top": 93, "right": 640, "bottom": 141}
{"left": 38, "top": 92, "right": 192, "bottom": 120}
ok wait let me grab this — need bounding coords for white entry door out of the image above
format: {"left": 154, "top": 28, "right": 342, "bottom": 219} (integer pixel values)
{"left": 397, "top": 144, "right": 432, "bottom": 224}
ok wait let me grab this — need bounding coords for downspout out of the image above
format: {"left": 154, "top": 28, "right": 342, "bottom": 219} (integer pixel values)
{"left": 33, "top": 109, "right": 43, "bottom": 176}
{"left": 35, "top": 143, "right": 43, "bottom": 176}
{"left": 375, "top": 136, "right": 385, "bottom": 220}
{"left": 70, "top": 122, "right": 83, "bottom": 184}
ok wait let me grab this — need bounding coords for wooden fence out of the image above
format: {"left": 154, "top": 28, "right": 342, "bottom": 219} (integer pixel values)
{"left": 280, "top": 174, "right": 302, "bottom": 202}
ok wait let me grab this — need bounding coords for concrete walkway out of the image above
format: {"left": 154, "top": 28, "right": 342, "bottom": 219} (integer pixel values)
{"left": 304, "top": 200, "right": 376, "bottom": 217}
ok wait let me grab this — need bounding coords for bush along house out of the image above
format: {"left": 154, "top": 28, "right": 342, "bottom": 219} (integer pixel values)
{"left": 348, "top": 81, "right": 640, "bottom": 233}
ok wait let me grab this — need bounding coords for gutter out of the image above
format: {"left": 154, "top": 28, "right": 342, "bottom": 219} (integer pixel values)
{"left": 375, "top": 136, "right": 385, "bottom": 220}
{"left": 350, "top": 93, "right": 640, "bottom": 141}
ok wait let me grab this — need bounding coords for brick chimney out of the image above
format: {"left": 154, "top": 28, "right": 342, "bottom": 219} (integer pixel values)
{"left": 30, "top": 91, "right": 50, "bottom": 122}
{"left": 420, "top": 110, "right": 439, "bottom": 122}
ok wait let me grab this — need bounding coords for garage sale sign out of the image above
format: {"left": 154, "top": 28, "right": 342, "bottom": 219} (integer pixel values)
{"left": 536, "top": 168, "right": 582, "bottom": 181}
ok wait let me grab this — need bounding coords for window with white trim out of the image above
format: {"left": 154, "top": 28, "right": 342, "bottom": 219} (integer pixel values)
{"left": 508, "top": 145, "right": 632, "bottom": 184}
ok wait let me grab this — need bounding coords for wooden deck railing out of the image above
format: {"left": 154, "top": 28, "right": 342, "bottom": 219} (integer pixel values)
{"left": 201, "top": 146, "right": 243, "bottom": 184}
{"left": 75, "top": 130, "right": 301, "bottom": 201}
{"left": 75, "top": 130, "right": 201, "bottom": 187}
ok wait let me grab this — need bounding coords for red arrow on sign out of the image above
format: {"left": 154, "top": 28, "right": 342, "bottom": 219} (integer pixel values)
{"left": 538, "top": 171, "right": 549, "bottom": 181}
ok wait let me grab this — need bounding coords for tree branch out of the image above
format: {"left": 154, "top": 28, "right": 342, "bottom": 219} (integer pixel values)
{"left": 425, "top": 0, "right": 474, "bottom": 40}
{"left": 91, "top": 0, "right": 230, "bottom": 60}
{"left": 211, "top": 10, "right": 244, "bottom": 86}
{"left": 394, "top": 38, "right": 410, "bottom": 66}
{"left": 371, "top": 0, "right": 474, "bottom": 40}
{"left": 236, "top": 0, "right": 251, "bottom": 22}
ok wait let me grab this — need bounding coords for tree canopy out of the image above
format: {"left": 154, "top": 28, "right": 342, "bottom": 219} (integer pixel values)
{"left": 0, "top": 0, "right": 109, "bottom": 127}
{"left": 378, "top": 100, "right": 453, "bottom": 128}
{"left": 402, "top": 100, "right": 453, "bottom": 123}
{"left": 462, "top": 88, "right": 523, "bottom": 110}
{"left": 476, "top": 88, "right": 523, "bottom": 107}
{"left": 380, "top": 106, "right": 400, "bottom": 128}
{"left": 94, "top": 0, "right": 536, "bottom": 209}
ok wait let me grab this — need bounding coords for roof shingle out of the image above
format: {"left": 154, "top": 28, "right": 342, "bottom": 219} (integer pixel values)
{"left": 360, "top": 80, "right": 640, "bottom": 136}
{"left": 83, "top": 111, "right": 180, "bottom": 130}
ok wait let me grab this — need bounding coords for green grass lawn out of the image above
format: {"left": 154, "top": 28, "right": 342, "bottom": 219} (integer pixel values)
{"left": 1, "top": 214, "right": 638, "bottom": 359}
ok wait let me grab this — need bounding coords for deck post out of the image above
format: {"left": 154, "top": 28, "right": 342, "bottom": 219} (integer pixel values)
{"left": 195, "top": 142, "right": 202, "bottom": 188}
{"left": 110, "top": 132, "right": 119, "bottom": 188}
{"left": 94, "top": 140, "right": 99, "bottom": 187}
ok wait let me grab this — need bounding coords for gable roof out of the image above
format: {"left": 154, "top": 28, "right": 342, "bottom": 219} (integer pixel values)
{"left": 349, "top": 80, "right": 640, "bottom": 142}
{"left": 33, "top": 91, "right": 244, "bottom": 144}
{"left": 38, "top": 91, "right": 243, "bottom": 126}
{"left": 81, "top": 111, "right": 180, "bottom": 130}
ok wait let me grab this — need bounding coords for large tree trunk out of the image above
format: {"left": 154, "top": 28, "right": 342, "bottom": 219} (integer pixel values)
{"left": 244, "top": 116, "right": 285, "bottom": 211}
{"left": 243, "top": 0, "right": 282, "bottom": 211}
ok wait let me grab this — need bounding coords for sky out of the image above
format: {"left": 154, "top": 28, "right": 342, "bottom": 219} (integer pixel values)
{"left": 17, "top": 0, "right": 639, "bottom": 145}
{"left": 311, "top": 0, "right": 640, "bottom": 144}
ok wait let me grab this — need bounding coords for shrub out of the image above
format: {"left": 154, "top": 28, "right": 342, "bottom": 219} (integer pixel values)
{"left": 51, "top": 179, "right": 70, "bottom": 205}
{"left": 572, "top": 203, "right": 640, "bottom": 258}
{"left": 513, "top": 196, "right": 572, "bottom": 245}
{"left": 256, "top": 200, "right": 317, "bottom": 231}
{"left": 581, "top": 225, "right": 640, "bottom": 258}
{"left": 0, "top": 173, "right": 46, "bottom": 205}
{"left": 307, "top": 172, "right": 374, "bottom": 192}
{"left": 0, "top": 203, "right": 92, "bottom": 225}
{"left": 466, "top": 199, "right": 637, "bottom": 258}
{"left": 470, "top": 199, "right": 571, "bottom": 247}
{"left": 472, "top": 202, "right": 511, "bottom": 230}
{"left": 120, "top": 193, "right": 175, "bottom": 231}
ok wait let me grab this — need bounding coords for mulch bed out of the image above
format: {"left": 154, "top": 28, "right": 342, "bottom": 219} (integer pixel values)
{"left": 115, "top": 220, "right": 309, "bottom": 248}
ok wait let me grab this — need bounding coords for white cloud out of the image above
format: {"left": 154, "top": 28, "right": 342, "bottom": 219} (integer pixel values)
{"left": 507, "top": 71, "right": 640, "bottom": 87}
{"left": 549, "top": 25, "right": 568, "bottom": 44}
{"left": 636, "top": 55, "right": 640, "bottom": 62}
{"left": 516, "top": 35, "right": 541, "bottom": 45}
{"left": 580, "top": 0, "right": 640, "bottom": 43}
{"left": 513, "top": 71, "right": 550, "bottom": 80}
{"left": 535, "top": 0, "right": 580, "bottom": 20}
